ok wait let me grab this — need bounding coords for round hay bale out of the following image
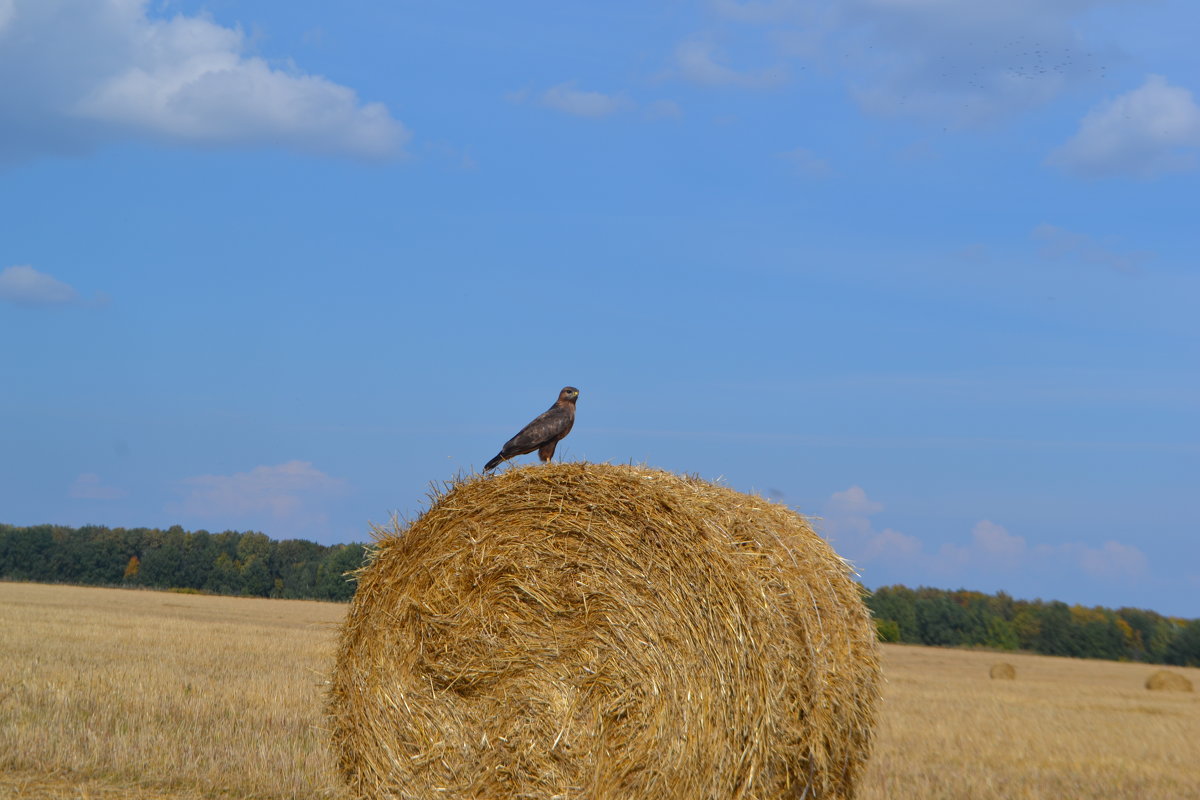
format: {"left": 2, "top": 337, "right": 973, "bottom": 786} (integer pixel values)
{"left": 1145, "top": 670, "right": 1193, "bottom": 692}
{"left": 329, "top": 463, "right": 881, "bottom": 800}
{"left": 989, "top": 663, "right": 1016, "bottom": 680}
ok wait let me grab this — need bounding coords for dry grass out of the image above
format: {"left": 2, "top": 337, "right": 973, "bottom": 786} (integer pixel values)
{"left": 0, "top": 581, "right": 347, "bottom": 800}
{"left": 3, "top": 583, "right": 1200, "bottom": 799}
{"left": 330, "top": 463, "right": 880, "bottom": 800}
{"left": 860, "top": 645, "right": 1200, "bottom": 800}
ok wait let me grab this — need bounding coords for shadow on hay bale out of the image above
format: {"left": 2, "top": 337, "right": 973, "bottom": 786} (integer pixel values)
{"left": 989, "top": 663, "right": 1016, "bottom": 680}
{"left": 1145, "top": 670, "right": 1193, "bottom": 692}
{"left": 329, "top": 463, "right": 881, "bottom": 800}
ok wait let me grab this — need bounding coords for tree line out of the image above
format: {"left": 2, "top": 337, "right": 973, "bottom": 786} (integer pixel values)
{"left": 0, "top": 522, "right": 366, "bottom": 601}
{"left": 867, "top": 584, "right": 1200, "bottom": 667}
{"left": 4, "top": 522, "right": 1198, "bottom": 667}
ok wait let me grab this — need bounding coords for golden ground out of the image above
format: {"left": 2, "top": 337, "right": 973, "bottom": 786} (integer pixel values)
{"left": 859, "top": 644, "right": 1200, "bottom": 799}
{"left": 2, "top": 582, "right": 1198, "bottom": 799}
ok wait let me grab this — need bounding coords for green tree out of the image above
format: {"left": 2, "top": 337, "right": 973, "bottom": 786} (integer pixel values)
{"left": 0, "top": 525, "right": 55, "bottom": 581}
{"left": 1118, "top": 608, "right": 1175, "bottom": 662}
{"left": 915, "top": 596, "right": 970, "bottom": 646}
{"left": 983, "top": 616, "right": 1019, "bottom": 650}
{"left": 271, "top": 539, "right": 325, "bottom": 598}
{"left": 866, "top": 585, "right": 919, "bottom": 643}
{"left": 207, "top": 552, "right": 241, "bottom": 595}
{"left": 0, "top": 521, "right": 370, "bottom": 603}
{"left": 1035, "top": 602, "right": 1087, "bottom": 657}
{"left": 240, "top": 555, "right": 272, "bottom": 597}
{"left": 1012, "top": 606, "right": 1041, "bottom": 650}
{"left": 315, "top": 544, "right": 367, "bottom": 601}
{"left": 875, "top": 618, "right": 902, "bottom": 643}
{"left": 1165, "top": 620, "right": 1200, "bottom": 667}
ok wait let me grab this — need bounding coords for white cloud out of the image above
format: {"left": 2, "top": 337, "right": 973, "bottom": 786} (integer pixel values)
{"left": 0, "top": 265, "right": 80, "bottom": 307}
{"left": 705, "top": 0, "right": 1128, "bottom": 126}
{"left": 932, "top": 541, "right": 970, "bottom": 573}
{"left": 778, "top": 146, "right": 831, "bottom": 177}
{"left": 841, "top": 0, "right": 1120, "bottom": 126}
{"left": 1048, "top": 75, "right": 1200, "bottom": 178}
{"left": 672, "top": 41, "right": 786, "bottom": 89}
{"left": 819, "top": 485, "right": 1150, "bottom": 589}
{"left": 645, "top": 99, "right": 683, "bottom": 120}
{"left": 710, "top": 0, "right": 802, "bottom": 24}
{"left": 1032, "top": 223, "right": 1152, "bottom": 274}
{"left": 1038, "top": 540, "right": 1149, "bottom": 582}
{"left": 503, "top": 88, "right": 531, "bottom": 105}
{"left": 820, "top": 485, "right": 909, "bottom": 562}
{"left": 970, "top": 520, "right": 1025, "bottom": 566}
{"left": 539, "top": 83, "right": 630, "bottom": 118}
{"left": 825, "top": 484, "right": 883, "bottom": 520}
{"left": 174, "top": 461, "right": 346, "bottom": 521}
{"left": 933, "top": 523, "right": 1148, "bottom": 584}
{"left": 865, "top": 527, "right": 922, "bottom": 560}
{"left": 69, "top": 473, "right": 125, "bottom": 500}
{"left": 0, "top": 0, "right": 409, "bottom": 162}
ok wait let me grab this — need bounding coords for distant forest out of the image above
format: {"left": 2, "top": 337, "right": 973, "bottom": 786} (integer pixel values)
{"left": 867, "top": 585, "right": 1200, "bottom": 667}
{"left": 0, "top": 522, "right": 366, "bottom": 601}
{"left": 3, "top": 522, "right": 1198, "bottom": 667}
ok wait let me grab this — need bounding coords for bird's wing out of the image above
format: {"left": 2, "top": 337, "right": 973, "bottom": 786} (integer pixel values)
{"left": 501, "top": 405, "right": 571, "bottom": 456}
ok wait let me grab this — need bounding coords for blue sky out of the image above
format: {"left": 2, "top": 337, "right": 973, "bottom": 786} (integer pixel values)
{"left": 1, "top": 0, "right": 1197, "bottom": 616}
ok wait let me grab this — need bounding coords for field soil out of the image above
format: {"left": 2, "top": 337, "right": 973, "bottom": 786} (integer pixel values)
{"left": 2, "top": 582, "right": 1198, "bottom": 799}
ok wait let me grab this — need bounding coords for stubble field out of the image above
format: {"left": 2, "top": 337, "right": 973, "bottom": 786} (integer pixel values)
{"left": 1, "top": 582, "right": 1197, "bottom": 800}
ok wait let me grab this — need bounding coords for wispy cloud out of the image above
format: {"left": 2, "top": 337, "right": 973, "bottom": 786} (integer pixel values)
{"left": 671, "top": 41, "right": 786, "bottom": 89}
{"left": 0, "top": 0, "right": 409, "bottom": 163}
{"left": 645, "top": 99, "right": 683, "bottom": 120}
{"left": 173, "top": 461, "right": 347, "bottom": 522}
{"left": 1048, "top": 75, "right": 1200, "bottom": 178}
{"left": 778, "top": 146, "right": 832, "bottom": 177}
{"left": 824, "top": 484, "right": 882, "bottom": 519}
{"left": 820, "top": 486, "right": 919, "bottom": 561}
{"left": 706, "top": 0, "right": 1125, "bottom": 127}
{"left": 1032, "top": 224, "right": 1152, "bottom": 275}
{"left": 1051, "top": 540, "right": 1149, "bottom": 581}
{"left": 970, "top": 520, "right": 1026, "bottom": 566}
{"left": 69, "top": 472, "right": 125, "bottom": 500}
{"left": 0, "top": 265, "right": 88, "bottom": 307}
{"left": 819, "top": 486, "right": 1150, "bottom": 587}
{"left": 710, "top": 0, "right": 802, "bottom": 24}
{"left": 843, "top": 1, "right": 1117, "bottom": 126}
{"left": 539, "top": 83, "right": 631, "bottom": 117}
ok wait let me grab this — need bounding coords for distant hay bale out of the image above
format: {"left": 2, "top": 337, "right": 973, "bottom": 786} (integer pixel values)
{"left": 989, "top": 663, "right": 1016, "bottom": 680}
{"left": 329, "top": 463, "right": 881, "bottom": 800}
{"left": 1145, "top": 670, "right": 1193, "bottom": 692}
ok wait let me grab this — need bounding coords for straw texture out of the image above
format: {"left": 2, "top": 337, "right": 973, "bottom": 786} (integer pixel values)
{"left": 1144, "top": 670, "right": 1193, "bottom": 692}
{"left": 329, "top": 463, "right": 880, "bottom": 799}
{"left": 989, "top": 663, "right": 1017, "bottom": 680}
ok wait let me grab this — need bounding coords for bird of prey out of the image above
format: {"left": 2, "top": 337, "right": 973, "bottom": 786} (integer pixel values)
{"left": 484, "top": 386, "right": 579, "bottom": 472}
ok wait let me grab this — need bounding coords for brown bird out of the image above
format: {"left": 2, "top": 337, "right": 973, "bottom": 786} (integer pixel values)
{"left": 484, "top": 386, "right": 579, "bottom": 472}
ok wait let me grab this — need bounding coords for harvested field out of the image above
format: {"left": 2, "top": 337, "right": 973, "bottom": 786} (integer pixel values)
{"left": 0, "top": 581, "right": 347, "bottom": 800}
{"left": 2, "top": 583, "right": 1199, "bottom": 799}
{"left": 859, "top": 645, "right": 1200, "bottom": 800}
